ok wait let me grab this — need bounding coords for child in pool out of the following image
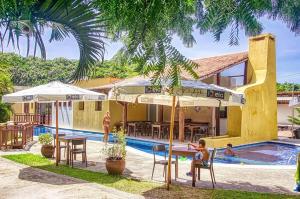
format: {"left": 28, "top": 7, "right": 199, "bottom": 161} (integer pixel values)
{"left": 224, "top": 143, "right": 236, "bottom": 157}
{"left": 186, "top": 139, "right": 209, "bottom": 177}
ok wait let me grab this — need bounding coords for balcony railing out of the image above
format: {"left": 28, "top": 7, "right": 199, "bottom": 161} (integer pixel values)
{"left": 13, "top": 114, "right": 51, "bottom": 125}
{"left": 0, "top": 123, "right": 34, "bottom": 149}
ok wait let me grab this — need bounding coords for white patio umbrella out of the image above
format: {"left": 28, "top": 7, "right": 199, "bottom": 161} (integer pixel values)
{"left": 108, "top": 76, "right": 244, "bottom": 189}
{"left": 108, "top": 76, "right": 245, "bottom": 107}
{"left": 3, "top": 81, "right": 106, "bottom": 166}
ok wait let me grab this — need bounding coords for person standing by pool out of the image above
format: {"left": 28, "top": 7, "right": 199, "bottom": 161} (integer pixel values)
{"left": 186, "top": 139, "right": 209, "bottom": 177}
{"left": 103, "top": 111, "right": 111, "bottom": 143}
{"left": 224, "top": 143, "right": 236, "bottom": 156}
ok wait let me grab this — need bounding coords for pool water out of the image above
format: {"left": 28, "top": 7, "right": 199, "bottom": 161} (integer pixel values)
{"left": 34, "top": 126, "right": 300, "bottom": 165}
{"left": 216, "top": 142, "right": 300, "bottom": 165}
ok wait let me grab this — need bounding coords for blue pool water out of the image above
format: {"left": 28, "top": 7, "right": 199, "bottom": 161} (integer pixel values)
{"left": 34, "top": 126, "right": 300, "bottom": 165}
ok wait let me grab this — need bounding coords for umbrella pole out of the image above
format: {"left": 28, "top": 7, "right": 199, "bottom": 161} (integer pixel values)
{"left": 167, "top": 96, "right": 176, "bottom": 190}
{"left": 55, "top": 100, "right": 59, "bottom": 166}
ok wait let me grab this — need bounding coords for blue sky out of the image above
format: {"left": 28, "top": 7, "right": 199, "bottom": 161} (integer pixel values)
{"left": 4, "top": 18, "right": 300, "bottom": 83}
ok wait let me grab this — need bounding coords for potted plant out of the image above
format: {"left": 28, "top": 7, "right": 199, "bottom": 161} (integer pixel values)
{"left": 103, "top": 128, "right": 126, "bottom": 175}
{"left": 38, "top": 133, "right": 54, "bottom": 158}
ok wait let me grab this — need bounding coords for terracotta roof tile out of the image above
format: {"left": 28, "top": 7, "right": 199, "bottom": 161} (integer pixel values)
{"left": 181, "top": 52, "right": 248, "bottom": 79}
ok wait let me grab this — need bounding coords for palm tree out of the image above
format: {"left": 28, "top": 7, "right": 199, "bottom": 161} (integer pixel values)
{"left": 0, "top": 0, "right": 106, "bottom": 80}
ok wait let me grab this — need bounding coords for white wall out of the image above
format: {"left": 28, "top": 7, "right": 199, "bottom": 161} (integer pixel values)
{"left": 277, "top": 104, "right": 293, "bottom": 125}
{"left": 51, "top": 102, "right": 73, "bottom": 129}
{"left": 220, "top": 118, "right": 227, "bottom": 135}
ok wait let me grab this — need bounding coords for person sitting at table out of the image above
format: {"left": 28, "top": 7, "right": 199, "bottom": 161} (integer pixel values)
{"left": 224, "top": 143, "right": 236, "bottom": 157}
{"left": 186, "top": 139, "right": 209, "bottom": 177}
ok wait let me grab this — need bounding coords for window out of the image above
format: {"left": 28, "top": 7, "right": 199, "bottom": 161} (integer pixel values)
{"left": 68, "top": 101, "right": 72, "bottom": 107}
{"left": 31, "top": 103, "right": 34, "bottom": 109}
{"left": 95, "top": 101, "right": 102, "bottom": 111}
{"left": 63, "top": 102, "right": 67, "bottom": 107}
{"left": 24, "top": 103, "right": 29, "bottom": 113}
{"left": 79, "top": 101, "right": 84, "bottom": 110}
{"left": 220, "top": 62, "right": 247, "bottom": 89}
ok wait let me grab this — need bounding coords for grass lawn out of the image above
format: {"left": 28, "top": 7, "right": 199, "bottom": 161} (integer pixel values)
{"left": 2, "top": 153, "right": 298, "bottom": 199}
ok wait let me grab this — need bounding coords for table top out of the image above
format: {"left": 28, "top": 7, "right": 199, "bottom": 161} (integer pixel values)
{"left": 172, "top": 146, "right": 198, "bottom": 157}
{"left": 62, "top": 135, "right": 87, "bottom": 140}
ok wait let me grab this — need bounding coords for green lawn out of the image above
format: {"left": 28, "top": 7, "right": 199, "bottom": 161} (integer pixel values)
{"left": 2, "top": 153, "right": 298, "bottom": 199}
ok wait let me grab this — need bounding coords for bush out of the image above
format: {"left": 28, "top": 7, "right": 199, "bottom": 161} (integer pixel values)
{"left": 38, "top": 133, "right": 53, "bottom": 145}
{"left": 102, "top": 128, "right": 126, "bottom": 160}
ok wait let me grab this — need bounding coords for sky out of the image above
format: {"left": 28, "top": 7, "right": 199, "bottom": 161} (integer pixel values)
{"left": 3, "top": 17, "right": 300, "bottom": 83}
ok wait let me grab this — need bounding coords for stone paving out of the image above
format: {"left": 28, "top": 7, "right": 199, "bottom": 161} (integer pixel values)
{"left": 0, "top": 138, "right": 299, "bottom": 199}
{"left": 0, "top": 157, "right": 142, "bottom": 199}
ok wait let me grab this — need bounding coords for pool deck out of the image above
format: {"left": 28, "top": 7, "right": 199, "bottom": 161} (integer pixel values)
{"left": 1, "top": 137, "right": 299, "bottom": 198}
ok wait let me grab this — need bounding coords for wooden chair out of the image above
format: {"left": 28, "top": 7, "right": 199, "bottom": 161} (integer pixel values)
{"left": 195, "top": 148, "right": 217, "bottom": 188}
{"left": 70, "top": 139, "right": 87, "bottom": 168}
{"left": 151, "top": 144, "right": 176, "bottom": 182}
{"left": 53, "top": 133, "right": 66, "bottom": 160}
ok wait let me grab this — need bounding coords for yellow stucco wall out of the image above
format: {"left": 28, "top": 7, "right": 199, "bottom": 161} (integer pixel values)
{"left": 205, "top": 34, "right": 277, "bottom": 148}
{"left": 73, "top": 101, "right": 109, "bottom": 132}
{"left": 11, "top": 103, "right": 23, "bottom": 114}
{"left": 163, "top": 106, "right": 213, "bottom": 124}
{"left": 127, "top": 103, "right": 148, "bottom": 121}
{"left": 74, "top": 77, "right": 119, "bottom": 89}
{"left": 10, "top": 102, "right": 36, "bottom": 114}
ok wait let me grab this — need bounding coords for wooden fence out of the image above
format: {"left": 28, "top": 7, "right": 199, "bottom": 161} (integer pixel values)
{"left": 0, "top": 124, "right": 34, "bottom": 149}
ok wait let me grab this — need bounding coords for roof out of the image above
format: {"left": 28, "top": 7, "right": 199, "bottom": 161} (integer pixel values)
{"left": 181, "top": 52, "right": 248, "bottom": 80}
{"left": 81, "top": 52, "right": 249, "bottom": 90}
{"left": 277, "top": 92, "right": 300, "bottom": 104}
{"left": 277, "top": 91, "right": 300, "bottom": 97}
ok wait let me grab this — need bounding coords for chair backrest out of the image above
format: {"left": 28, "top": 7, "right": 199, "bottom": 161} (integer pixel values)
{"left": 72, "top": 139, "right": 85, "bottom": 146}
{"left": 152, "top": 144, "right": 166, "bottom": 161}
{"left": 209, "top": 148, "right": 217, "bottom": 166}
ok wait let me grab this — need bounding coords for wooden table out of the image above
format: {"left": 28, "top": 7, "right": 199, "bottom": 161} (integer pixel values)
{"left": 59, "top": 135, "right": 87, "bottom": 165}
{"left": 172, "top": 146, "right": 198, "bottom": 187}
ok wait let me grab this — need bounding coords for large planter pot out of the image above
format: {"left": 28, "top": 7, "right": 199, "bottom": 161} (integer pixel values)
{"left": 293, "top": 128, "right": 300, "bottom": 139}
{"left": 105, "top": 158, "right": 125, "bottom": 175}
{"left": 41, "top": 145, "right": 54, "bottom": 158}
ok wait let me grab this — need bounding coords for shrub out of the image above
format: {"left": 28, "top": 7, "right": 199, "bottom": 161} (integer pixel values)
{"left": 38, "top": 133, "right": 53, "bottom": 145}
{"left": 102, "top": 128, "right": 126, "bottom": 160}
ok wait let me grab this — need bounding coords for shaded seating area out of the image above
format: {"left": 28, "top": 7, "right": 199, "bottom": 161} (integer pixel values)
{"left": 0, "top": 123, "right": 34, "bottom": 149}
{"left": 124, "top": 120, "right": 210, "bottom": 142}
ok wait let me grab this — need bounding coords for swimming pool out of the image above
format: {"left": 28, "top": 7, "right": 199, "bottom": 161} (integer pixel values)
{"left": 34, "top": 126, "right": 300, "bottom": 165}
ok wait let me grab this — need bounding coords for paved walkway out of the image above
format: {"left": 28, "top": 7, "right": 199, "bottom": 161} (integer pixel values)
{"left": 0, "top": 138, "right": 299, "bottom": 198}
{"left": 0, "top": 157, "right": 141, "bottom": 199}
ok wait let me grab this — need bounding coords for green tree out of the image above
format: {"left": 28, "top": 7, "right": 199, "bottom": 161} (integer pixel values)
{"left": 0, "top": 0, "right": 106, "bottom": 80}
{"left": 277, "top": 82, "right": 300, "bottom": 92}
{"left": 0, "top": 66, "right": 13, "bottom": 122}
{"left": 94, "top": 0, "right": 300, "bottom": 87}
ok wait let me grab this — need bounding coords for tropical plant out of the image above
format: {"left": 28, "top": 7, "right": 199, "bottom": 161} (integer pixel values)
{"left": 0, "top": 65, "right": 13, "bottom": 122}
{"left": 0, "top": 0, "right": 106, "bottom": 80}
{"left": 102, "top": 128, "right": 126, "bottom": 160}
{"left": 93, "top": 0, "right": 300, "bottom": 87}
{"left": 94, "top": 0, "right": 199, "bottom": 87}
{"left": 38, "top": 133, "right": 53, "bottom": 145}
{"left": 2, "top": 0, "right": 300, "bottom": 88}
{"left": 277, "top": 82, "right": 300, "bottom": 92}
{"left": 288, "top": 108, "right": 300, "bottom": 125}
